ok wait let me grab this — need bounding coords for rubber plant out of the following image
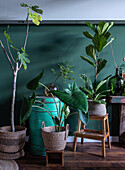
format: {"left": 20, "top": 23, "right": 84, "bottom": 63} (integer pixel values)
{"left": 20, "top": 70, "right": 89, "bottom": 131}
{"left": 80, "top": 22, "right": 115, "bottom": 104}
{"left": 0, "top": 3, "right": 43, "bottom": 132}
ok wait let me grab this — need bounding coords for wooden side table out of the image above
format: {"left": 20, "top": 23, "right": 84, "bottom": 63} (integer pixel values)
{"left": 108, "top": 95, "right": 125, "bottom": 143}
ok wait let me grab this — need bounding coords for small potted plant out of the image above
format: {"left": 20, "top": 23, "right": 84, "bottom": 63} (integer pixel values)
{"left": 20, "top": 70, "right": 88, "bottom": 151}
{"left": 80, "top": 21, "right": 115, "bottom": 116}
{"left": 45, "top": 60, "right": 75, "bottom": 96}
{"left": 0, "top": 3, "right": 43, "bottom": 159}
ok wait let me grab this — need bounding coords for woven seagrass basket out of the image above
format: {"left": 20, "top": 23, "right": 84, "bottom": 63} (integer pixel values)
{"left": 0, "top": 125, "right": 26, "bottom": 159}
{"left": 41, "top": 121, "right": 69, "bottom": 151}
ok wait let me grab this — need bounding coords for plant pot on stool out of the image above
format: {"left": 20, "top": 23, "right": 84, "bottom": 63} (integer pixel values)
{"left": 41, "top": 121, "right": 69, "bottom": 151}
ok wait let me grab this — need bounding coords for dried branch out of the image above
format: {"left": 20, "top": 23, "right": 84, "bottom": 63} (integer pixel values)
{"left": 0, "top": 40, "right": 14, "bottom": 72}
{"left": 6, "top": 38, "right": 16, "bottom": 64}
{"left": 18, "top": 14, "right": 29, "bottom": 71}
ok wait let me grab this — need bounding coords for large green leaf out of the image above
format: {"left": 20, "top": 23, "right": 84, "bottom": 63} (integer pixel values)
{"left": 26, "top": 70, "right": 44, "bottom": 90}
{"left": 29, "top": 12, "right": 42, "bottom": 25}
{"left": 105, "top": 22, "right": 114, "bottom": 33}
{"left": 80, "top": 87, "right": 93, "bottom": 99}
{"left": 83, "top": 31, "right": 93, "bottom": 39}
{"left": 51, "top": 82, "right": 88, "bottom": 113}
{"left": 97, "top": 58, "right": 107, "bottom": 75}
{"left": 97, "top": 22, "right": 106, "bottom": 35}
{"left": 97, "top": 22, "right": 110, "bottom": 35}
{"left": 92, "top": 34, "right": 107, "bottom": 52}
{"left": 17, "top": 51, "right": 30, "bottom": 70}
{"left": 80, "top": 56, "right": 96, "bottom": 67}
{"left": 86, "top": 22, "right": 95, "bottom": 32}
{"left": 31, "top": 5, "right": 43, "bottom": 14}
{"left": 105, "top": 32, "right": 111, "bottom": 40}
{"left": 20, "top": 92, "right": 36, "bottom": 124}
{"left": 78, "top": 110, "right": 89, "bottom": 125}
{"left": 86, "top": 45, "right": 96, "bottom": 61}
{"left": 103, "top": 37, "right": 116, "bottom": 49}
{"left": 95, "top": 75, "right": 111, "bottom": 92}
{"left": 80, "top": 74, "right": 93, "bottom": 91}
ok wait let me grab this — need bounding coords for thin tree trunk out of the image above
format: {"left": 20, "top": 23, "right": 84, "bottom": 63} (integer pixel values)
{"left": 11, "top": 63, "right": 18, "bottom": 132}
{"left": 94, "top": 56, "right": 98, "bottom": 90}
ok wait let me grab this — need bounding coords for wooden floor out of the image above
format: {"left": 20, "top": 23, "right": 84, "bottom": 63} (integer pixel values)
{"left": 16, "top": 142, "right": 125, "bottom": 170}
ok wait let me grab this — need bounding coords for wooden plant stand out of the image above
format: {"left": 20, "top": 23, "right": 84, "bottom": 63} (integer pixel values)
{"left": 73, "top": 114, "right": 111, "bottom": 157}
{"left": 46, "top": 150, "right": 64, "bottom": 167}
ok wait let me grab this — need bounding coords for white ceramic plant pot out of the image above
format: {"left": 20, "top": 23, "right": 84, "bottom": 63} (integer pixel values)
{"left": 88, "top": 99, "right": 107, "bottom": 116}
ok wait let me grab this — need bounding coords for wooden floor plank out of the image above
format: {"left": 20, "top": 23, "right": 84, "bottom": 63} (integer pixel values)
{"left": 16, "top": 142, "right": 125, "bottom": 170}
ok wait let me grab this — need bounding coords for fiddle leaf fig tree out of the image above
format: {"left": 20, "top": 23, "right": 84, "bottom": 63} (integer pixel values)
{"left": 0, "top": 3, "right": 43, "bottom": 132}
{"left": 81, "top": 22, "right": 115, "bottom": 89}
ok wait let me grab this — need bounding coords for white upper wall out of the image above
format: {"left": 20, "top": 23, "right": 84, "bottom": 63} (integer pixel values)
{"left": 0, "top": 0, "right": 125, "bottom": 21}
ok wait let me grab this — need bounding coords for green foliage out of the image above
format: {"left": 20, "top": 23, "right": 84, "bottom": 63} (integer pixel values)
{"left": 97, "top": 58, "right": 107, "bottom": 75}
{"left": 20, "top": 3, "right": 43, "bottom": 25}
{"left": 26, "top": 70, "right": 44, "bottom": 90}
{"left": 20, "top": 72, "right": 89, "bottom": 130}
{"left": 80, "top": 22, "right": 115, "bottom": 104}
{"left": 4, "top": 31, "right": 12, "bottom": 43}
{"left": 17, "top": 51, "right": 30, "bottom": 70}
{"left": 20, "top": 92, "right": 36, "bottom": 124}
{"left": 51, "top": 82, "right": 88, "bottom": 114}
{"left": 51, "top": 60, "right": 75, "bottom": 86}
{"left": 80, "top": 74, "right": 111, "bottom": 104}
{"left": 81, "top": 21, "right": 115, "bottom": 77}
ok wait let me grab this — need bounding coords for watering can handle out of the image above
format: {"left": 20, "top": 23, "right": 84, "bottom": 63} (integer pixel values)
{"left": 41, "top": 121, "right": 45, "bottom": 129}
{"left": 65, "top": 124, "right": 69, "bottom": 140}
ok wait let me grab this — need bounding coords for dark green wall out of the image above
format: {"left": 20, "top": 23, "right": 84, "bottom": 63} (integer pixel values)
{"left": 0, "top": 24, "right": 124, "bottom": 135}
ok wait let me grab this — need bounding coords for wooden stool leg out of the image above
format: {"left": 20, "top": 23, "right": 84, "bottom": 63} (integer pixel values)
{"left": 102, "top": 118, "right": 106, "bottom": 135}
{"left": 106, "top": 116, "right": 111, "bottom": 149}
{"left": 81, "top": 124, "right": 85, "bottom": 144}
{"left": 73, "top": 136, "right": 77, "bottom": 152}
{"left": 102, "top": 118, "right": 106, "bottom": 157}
{"left": 102, "top": 138, "right": 106, "bottom": 157}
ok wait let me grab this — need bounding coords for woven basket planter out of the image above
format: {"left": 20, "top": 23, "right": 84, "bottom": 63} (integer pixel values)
{"left": 0, "top": 125, "right": 26, "bottom": 159}
{"left": 88, "top": 100, "right": 106, "bottom": 116}
{"left": 41, "top": 122, "right": 69, "bottom": 151}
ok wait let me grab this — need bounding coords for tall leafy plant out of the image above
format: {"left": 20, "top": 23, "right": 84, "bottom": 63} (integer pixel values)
{"left": 0, "top": 3, "right": 43, "bottom": 132}
{"left": 80, "top": 22, "right": 115, "bottom": 103}
{"left": 20, "top": 70, "right": 89, "bottom": 131}
{"left": 81, "top": 22, "right": 115, "bottom": 88}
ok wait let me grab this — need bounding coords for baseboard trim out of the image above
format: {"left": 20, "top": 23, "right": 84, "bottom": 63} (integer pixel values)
{"left": 67, "top": 136, "right": 119, "bottom": 143}
{"left": 26, "top": 136, "right": 119, "bottom": 143}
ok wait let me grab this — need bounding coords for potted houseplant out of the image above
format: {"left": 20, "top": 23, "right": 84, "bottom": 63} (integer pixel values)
{"left": 45, "top": 60, "right": 75, "bottom": 96}
{"left": 80, "top": 21, "right": 115, "bottom": 116}
{"left": 0, "top": 3, "right": 43, "bottom": 159}
{"left": 20, "top": 70, "right": 88, "bottom": 151}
